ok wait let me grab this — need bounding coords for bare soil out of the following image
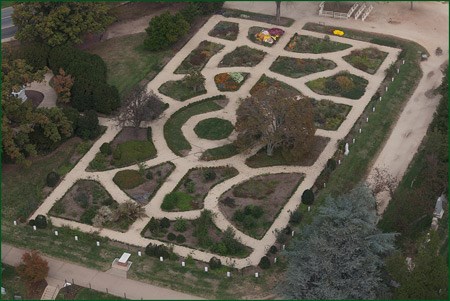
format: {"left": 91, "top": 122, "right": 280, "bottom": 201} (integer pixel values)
{"left": 110, "top": 127, "right": 148, "bottom": 148}
{"left": 124, "top": 162, "right": 175, "bottom": 205}
{"left": 322, "top": 2, "right": 354, "bottom": 13}
{"left": 219, "top": 173, "right": 304, "bottom": 239}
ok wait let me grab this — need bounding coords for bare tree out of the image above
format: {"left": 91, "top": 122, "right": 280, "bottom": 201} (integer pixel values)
{"left": 275, "top": 1, "right": 281, "bottom": 24}
{"left": 117, "top": 85, "right": 166, "bottom": 128}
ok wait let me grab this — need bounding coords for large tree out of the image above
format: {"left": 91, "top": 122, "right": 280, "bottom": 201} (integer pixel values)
{"left": 12, "top": 2, "right": 114, "bottom": 46}
{"left": 16, "top": 251, "right": 49, "bottom": 288}
{"left": 235, "top": 86, "right": 315, "bottom": 159}
{"left": 116, "top": 85, "right": 166, "bottom": 128}
{"left": 279, "top": 185, "right": 397, "bottom": 299}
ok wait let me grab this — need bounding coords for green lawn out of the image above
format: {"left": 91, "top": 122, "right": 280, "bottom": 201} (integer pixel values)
{"left": 115, "top": 140, "right": 157, "bottom": 167}
{"left": 158, "top": 78, "right": 207, "bottom": 101}
{"left": 194, "top": 118, "right": 234, "bottom": 140}
{"left": 1, "top": 1, "right": 15, "bottom": 9}
{"left": 87, "top": 32, "right": 172, "bottom": 97}
{"left": 161, "top": 191, "right": 194, "bottom": 211}
{"left": 164, "top": 96, "right": 225, "bottom": 156}
{"left": 201, "top": 144, "right": 239, "bottom": 161}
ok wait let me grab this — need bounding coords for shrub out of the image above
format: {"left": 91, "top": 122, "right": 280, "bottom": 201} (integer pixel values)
{"left": 62, "top": 107, "right": 80, "bottom": 132}
{"left": 203, "top": 169, "right": 217, "bottom": 182}
{"left": 113, "top": 170, "right": 144, "bottom": 189}
{"left": 244, "top": 205, "right": 264, "bottom": 219}
{"left": 148, "top": 217, "right": 160, "bottom": 234}
{"left": 80, "top": 207, "right": 97, "bottom": 224}
{"left": 326, "top": 158, "right": 337, "bottom": 171}
{"left": 195, "top": 2, "right": 224, "bottom": 15}
{"left": 76, "top": 110, "right": 100, "bottom": 139}
{"left": 93, "top": 84, "right": 120, "bottom": 115}
{"left": 269, "top": 245, "right": 278, "bottom": 254}
{"left": 21, "top": 42, "right": 50, "bottom": 71}
{"left": 145, "top": 243, "right": 170, "bottom": 258}
{"left": 75, "top": 193, "right": 89, "bottom": 209}
{"left": 258, "top": 256, "right": 271, "bottom": 269}
{"left": 101, "top": 198, "right": 113, "bottom": 206}
{"left": 28, "top": 219, "right": 35, "bottom": 227}
{"left": 167, "top": 232, "right": 176, "bottom": 241}
{"left": 222, "top": 197, "right": 236, "bottom": 208}
{"left": 89, "top": 153, "right": 108, "bottom": 170}
{"left": 112, "top": 148, "right": 122, "bottom": 160}
{"left": 144, "top": 12, "right": 189, "bottom": 51}
{"left": 160, "top": 217, "right": 170, "bottom": 228}
{"left": 146, "top": 171, "right": 153, "bottom": 180}
{"left": 70, "top": 78, "right": 95, "bottom": 112}
{"left": 176, "top": 234, "right": 186, "bottom": 243}
{"left": 34, "top": 214, "right": 47, "bottom": 229}
{"left": 289, "top": 210, "right": 302, "bottom": 225}
{"left": 301, "top": 189, "right": 314, "bottom": 206}
{"left": 46, "top": 171, "right": 60, "bottom": 187}
{"left": 243, "top": 215, "right": 256, "bottom": 229}
{"left": 100, "top": 143, "right": 112, "bottom": 155}
{"left": 180, "top": 3, "right": 199, "bottom": 23}
{"left": 209, "top": 256, "right": 222, "bottom": 269}
{"left": 276, "top": 230, "right": 288, "bottom": 244}
{"left": 174, "top": 218, "right": 187, "bottom": 232}
{"left": 161, "top": 191, "right": 193, "bottom": 211}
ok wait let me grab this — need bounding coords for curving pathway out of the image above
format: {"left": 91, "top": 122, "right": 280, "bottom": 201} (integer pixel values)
{"left": 31, "top": 14, "right": 399, "bottom": 268}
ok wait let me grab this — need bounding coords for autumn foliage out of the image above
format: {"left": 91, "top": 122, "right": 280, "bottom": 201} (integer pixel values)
{"left": 16, "top": 251, "right": 49, "bottom": 287}
{"left": 52, "top": 68, "right": 74, "bottom": 104}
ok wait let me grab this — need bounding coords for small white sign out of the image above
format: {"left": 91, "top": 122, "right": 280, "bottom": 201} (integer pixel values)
{"left": 33, "top": 226, "right": 37, "bottom": 231}
{"left": 54, "top": 231, "right": 58, "bottom": 236}
{"left": 159, "top": 256, "right": 163, "bottom": 262}
{"left": 181, "top": 261, "right": 185, "bottom": 267}
{"left": 255, "top": 272, "right": 259, "bottom": 278}
{"left": 96, "top": 241, "right": 100, "bottom": 247}
{"left": 204, "top": 267, "right": 208, "bottom": 272}
{"left": 226, "top": 271, "right": 231, "bottom": 277}
{"left": 75, "top": 236, "right": 78, "bottom": 241}
{"left": 138, "top": 251, "right": 142, "bottom": 257}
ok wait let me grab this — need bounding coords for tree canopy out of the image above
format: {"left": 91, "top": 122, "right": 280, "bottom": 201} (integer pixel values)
{"left": 279, "top": 185, "right": 397, "bottom": 299}
{"left": 12, "top": 2, "right": 114, "bottom": 46}
{"left": 235, "top": 87, "right": 315, "bottom": 159}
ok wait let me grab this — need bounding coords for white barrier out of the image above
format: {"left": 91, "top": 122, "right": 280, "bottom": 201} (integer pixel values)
{"left": 354, "top": 4, "right": 366, "bottom": 20}
{"left": 361, "top": 5, "right": 374, "bottom": 21}
{"left": 347, "top": 3, "right": 359, "bottom": 18}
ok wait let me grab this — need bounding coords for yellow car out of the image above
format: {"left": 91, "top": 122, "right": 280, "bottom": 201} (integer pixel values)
{"left": 333, "top": 29, "right": 344, "bottom": 36}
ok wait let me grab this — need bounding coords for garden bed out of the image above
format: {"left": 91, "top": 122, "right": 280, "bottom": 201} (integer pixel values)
{"left": 161, "top": 166, "right": 239, "bottom": 211}
{"left": 312, "top": 99, "right": 351, "bottom": 130}
{"left": 219, "top": 46, "right": 266, "bottom": 67}
{"left": 113, "top": 162, "right": 175, "bottom": 205}
{"left": 89, "top": 127, "right": 156, "bottom": 171}
{"left": 57, "top": 284, "right": 124, "bottom": 300}
{"left": 175, "top": 40, "right": 224, "bottom": 74}
{"left": 214, "top": 72, "right": 249, "bottom": 91}
{"left": 219, "top": 173, "right": 304, "bottom": 239}
{"left": 164, "top": 95, "right": 227, "bottom": 156}
{"left": 306, "top": 71, "right": 368, "bottom": 99}
{"left": 49, "top": 180, "right": 134, "bottom": 232}
{"left": 343, "top": 47, "right": 388, "bottom": 74}
{"left": 201, "top": 144, "right": 239, "bottom": 161}
{"left": 158, "top": 76, "right": 207, "bottom": 101}
{"left": 248, "top": 26, "right": 285, "bottom": 47}
{"left": 208, "top": 21, "right": 239, "bottom": 41}
{"left": 250, "top": 74, "right": 300, "bottom": 96}
{"left": 269, "top": 56, "right": 337, "bottom": 78}
{"left": 246, "top": 136, "right": 330, "bottom": 168}
{"left": 142, "top": 210, "right": 252, "bottom": 258}
{"left": 194, "top": 118, "right": 234, "bottom": 140}
{"left": 285, "top": 33, "right": 352, "bottom": 54}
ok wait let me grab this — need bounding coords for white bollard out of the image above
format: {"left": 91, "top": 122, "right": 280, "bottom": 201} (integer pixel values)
{"left": 372, "top": 107, "right": 375, "bottom": 112}
{"left": 366, "top": 117, "right": 369, "bottom": 122}
{"left": 96, "top": 241, "right": 100, "bottom": 247}
{"left": 397, "top": 68, "right": 400, "bottom": 74}
{"left": 338, "top": 159, "right": 341, "bottom": 165}
{"left": 385, "top": 86, "right": 388, "bottom": 92}
{"left": 75, "top": 236, "right": 78, "bottom": 241}
{"left": 359, "top": 128, "right": 362, "bottom": 134}
{"left": 204, "top": 267, "right": 208, "bottom": 272}
{"left": 282, "top": 244, "right": 285, "bottom": 250}
{"left": 291, "top": 231, "right": 295, "bottom": 237}
{"left": 181, "top": 261, "right": 185, "bottom": 267}
{"left": 138, "top": 251, "right": 142, "bottom": 257}
{"left": 323, "top": 182, "right": 326, "bottom": 188}
{"left": 227, "top": 271, "right": 231, "bottom": 277}
{"left": 379, "top": 96, "right": 382, "bottom": 101}
{"left": 402, "top": 59, "right": 405, "bottom": 65}
{"left": 54, "top": 230, "right": 58, "bottom": 236}
{"left": 274, "top": 257, "right": 277, "bottom": 264}
{"left": 159, "top": 256, "right": 163, "bottom": 262}
{"left": 13, "top": 221, "right": 17, "bottom": 226}
{"left": 33, "top": 225, "right": 37, "bottom": 231}
{"left": 392, "top": 77, "right": 394, "bottom": 82}
{"left": 308, "top": 206, "right": 311, "bottom": 212}
{"left": 255, "top": 272, "right": 259, "bottom": 278}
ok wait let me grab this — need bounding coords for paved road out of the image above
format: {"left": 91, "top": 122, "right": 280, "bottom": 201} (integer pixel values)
{"left": 2, "top": 6, "right": 17, "bottom": 40}
{"left": 1, "top": 243, "right": 203, "bottom": 300}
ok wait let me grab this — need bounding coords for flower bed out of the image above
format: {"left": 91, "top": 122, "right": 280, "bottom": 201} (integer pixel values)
{"left": 219, "top": 46, "right": 266, "bottom": 67}
{"left": 285, "top": 33, "right": 351, "bottom": 54}
{"left": 208, "top": 21, "right": 239, "bottom": 41}
{"left": 248, "top": 26, "right": 285, "bottom": 47}
{"left": 175, "top": 41, "right": 224, "bottom": 74}
{"left": 343, "top": 47, "right": 388, "bottom": 74}
{"left": 270, "top": 56, "right": 337, "bottom": 78}
{"left": 214, "top": 72, "right": 249, "bottom": 91}
{"left": 306, "top": 71, "right": 368, "bottom": 100}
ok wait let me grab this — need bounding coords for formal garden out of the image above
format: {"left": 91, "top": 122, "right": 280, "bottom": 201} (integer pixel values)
{"left": 7, "top": 6, "right": 408, "bottom": 285}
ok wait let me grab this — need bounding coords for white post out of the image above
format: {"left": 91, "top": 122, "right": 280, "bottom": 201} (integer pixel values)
{"left": 353, "top": 138, "right": 355, "bottom": 144}
{"left": 379, "top": 96, "right": 382, "bottom": 101}
{"left": 181, "top": 261, "right": 185, "bottom": 267}
{"left": 344, "top": 143, "right": 350, "bottom": 156}
{"left": 54, "top": 230, "right": 58, "bottom": 236}
{"left": 359, "top": 128, "right": 362, "bottom": 134}
{"left": 204, "top": 267, "right": 208, "bottom": 272}
{"left": 159, "top": 256, "right": 163, "bottom": 262}
{"left": 385, "top": 86, "right": 388, "bottom": 92}
{"left": 402, "top": 59, "right": 405, "bottom": 64}
{"left": 308, "top": 206, "right": 311, "bottom": 212}
{"left": 255, "top": 272, "right": 259, "bottom": 278}
{"left": 75, "top": 236, "right": 78, "bottom": 241}
{"left": 96, "top": 241, "right": 100, "bottom": 247}
{"left": 291, "top": 231, "right": 295, "bottom": 237}
{"left": 323, "top": 182, "right": 326, "bottom": 188}
{"left": 13, "top": 221, "right": 17, "bottom": 226}
{"left": 397, "top": 68, "right": 400, "bottom": 74}
{"left": 366, "top": 117, "right": 369, "bottom": 122}
{"left": 227, "top": 271, "right": 231, "bottom": 277}
{"left": 282, "top": 244, "right": 285, "bottom": 250}
{"left": 372, "top": 107, "right": 375, "bottom": 112}
{"left": 33, "top": 225, "right": 37, "bottom": 231}
{"left": 138, "top": 251, "right": 142, "bottom": 257}
{"left": 338, "top": 159, "right": 341, "bottom": 165}
{"left": 274, "top": 257, "right": 277, "bottom": 264}
{"left": 392, "top": 77, "right": 394, "bottom": 82}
